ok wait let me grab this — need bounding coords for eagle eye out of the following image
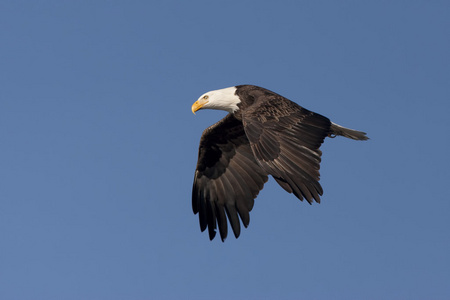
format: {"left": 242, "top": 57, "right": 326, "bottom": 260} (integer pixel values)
{"left": 203, "top": 95, "right": 209, "bottom": 100}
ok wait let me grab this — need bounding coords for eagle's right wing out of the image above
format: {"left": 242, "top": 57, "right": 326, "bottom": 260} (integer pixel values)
{"left": 193, "top": 114, "right": 268, "bottom": 241}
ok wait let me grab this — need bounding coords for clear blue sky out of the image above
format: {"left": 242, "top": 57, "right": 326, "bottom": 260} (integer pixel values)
{"left": 1, "top": 1, "right": 449, "bottom": 299}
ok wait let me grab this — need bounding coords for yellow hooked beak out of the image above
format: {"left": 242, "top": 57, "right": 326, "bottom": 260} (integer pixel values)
{"left": 191, "top": 98, "right": 209, "bottom": 114}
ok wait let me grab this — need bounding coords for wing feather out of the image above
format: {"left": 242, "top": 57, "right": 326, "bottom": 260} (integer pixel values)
{"left": 193, "top": 114, "right": 268, "bottom": 241}
{"left": 242, "top": 97, "right": 331, "bottom": 204}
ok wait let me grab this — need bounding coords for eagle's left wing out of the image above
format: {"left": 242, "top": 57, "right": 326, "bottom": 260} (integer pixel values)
{"left": 242, "top": 98, "right": 332, "bottom": 204}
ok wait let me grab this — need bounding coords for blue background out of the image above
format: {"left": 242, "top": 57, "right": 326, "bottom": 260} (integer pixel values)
{"left": 1, "top": 1, "right": 449, "bottom": 299}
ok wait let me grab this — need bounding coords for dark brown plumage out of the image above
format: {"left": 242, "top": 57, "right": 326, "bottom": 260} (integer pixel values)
{"left": 192, "top": 85, "right": 368, "bottom": 241}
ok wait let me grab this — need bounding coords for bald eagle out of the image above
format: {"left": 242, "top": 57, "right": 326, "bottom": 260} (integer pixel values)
{"left": 191, "top": 85, "right": 368, "bottom": 241}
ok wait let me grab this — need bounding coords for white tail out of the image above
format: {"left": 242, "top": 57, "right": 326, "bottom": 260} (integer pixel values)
{"left": 330, "top": 122, "right": 369, "bottom": 140}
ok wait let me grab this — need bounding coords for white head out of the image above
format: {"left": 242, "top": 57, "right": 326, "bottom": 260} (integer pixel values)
{"left": 191, "top": 86, "right": 241, "bottom": 114}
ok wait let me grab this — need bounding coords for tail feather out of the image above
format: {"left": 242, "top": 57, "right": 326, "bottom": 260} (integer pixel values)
{"left": 330, "top": 122, "right": 369, "bottom": 141}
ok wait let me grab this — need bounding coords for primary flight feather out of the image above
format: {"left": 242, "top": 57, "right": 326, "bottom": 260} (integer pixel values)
{"left": 192, "top": 85, "right": 368, "bottom": 241}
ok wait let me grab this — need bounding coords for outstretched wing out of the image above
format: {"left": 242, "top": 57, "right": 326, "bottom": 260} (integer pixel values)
{"left": 193, "top": 114, "right": 268, "bottom": 241}
{"left": 242, "top": 97, "right": 331, "bottom": 204}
